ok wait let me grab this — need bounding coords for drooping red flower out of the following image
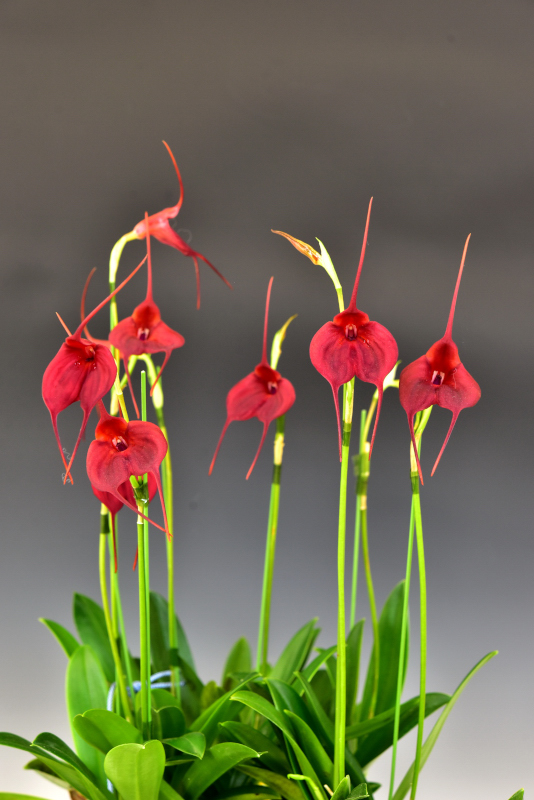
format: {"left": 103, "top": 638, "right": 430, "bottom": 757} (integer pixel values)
{"left": 42, "top": 258, "right": 146, "bottom": 481}
{"left": 309, "top": 199, "right": 398, "bottom": 458}
{"left": 133, "top": 141, "right": 232, "bottom": 309}
{"left": 209, "top": 278, "right": 296, "bottom": 480}
{"left": 399, "top": 235, "right": 481, "bottom": 483}
{"left": 109, "top": 218, "right": 185, "bottom": 415}
{"left": 93, "top": 474, "right": 157, "bottom": 572}
{"left": 87, "top": 402, "right": 170, "bottom": 539}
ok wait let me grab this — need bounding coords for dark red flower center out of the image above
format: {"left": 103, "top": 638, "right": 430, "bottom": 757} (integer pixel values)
{"left": 345, "top": 323, "right": 358, "bottom": 341}
{"left": 137, "top": 327, "right": 150, "bottom": 341}
{"left": 426, "top": 338, "right": 461, "bottom": 373}
{"left": 431, "top": 370, "right": 445, "bottom": 386}
{"left": 254, "top": 363, "right": 281, "bottom": 393}
{"left": 112, "top": 436, "right": 128, "bottom": 452}
{"left": 333, "top": 308, "right": 370, "bottom": 341}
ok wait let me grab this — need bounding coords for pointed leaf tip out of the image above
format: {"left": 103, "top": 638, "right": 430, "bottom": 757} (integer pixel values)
{"left": 270, "top": 314, "right": 297, "bottom": 370}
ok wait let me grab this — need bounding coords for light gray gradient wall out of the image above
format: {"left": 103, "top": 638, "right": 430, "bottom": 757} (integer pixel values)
{"left": 0, "top": 2, "right": 532, "bottom": 796}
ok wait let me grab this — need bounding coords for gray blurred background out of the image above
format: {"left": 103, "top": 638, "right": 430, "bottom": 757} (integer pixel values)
{"left": 0, "top": 1, "right": 532, "bottom": 797}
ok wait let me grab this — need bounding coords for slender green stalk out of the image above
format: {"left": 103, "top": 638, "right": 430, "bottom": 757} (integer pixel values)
{"left": 350, "top": 410, "right": 366, "bottom": 629}
{"left": 256, "top": 415, "right": 285, "bottom": 674}
{"left": 137, "top": 371, "right": 151, "bottom": 738}
{"left": 388, "top": 499, "right": 415, "bottom": 800}
{"left": 107, "top": 521, "right": 135, "bottom": 702}
{"left": 411, "top": 487, "right": 427, "bottom": 800}
{"left": 360, "top": 489, "right": 379, "bottom": 718}
{"left": 99, "top": 531, "right": 132, "bottom": 722}
{"left": 333, "top": 378, "right": 354, "bottom": 788}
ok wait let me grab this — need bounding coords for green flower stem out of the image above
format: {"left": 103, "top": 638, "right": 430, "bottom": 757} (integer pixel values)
{"left": 99, "top": 530, "right": 132, "bottom": 723}
{"left": 107, "top": 517, "right": 135, "bottom": 703}
{"left": 411, "top": 483, "right": 427, "bottom": 800}
{"left": 388, "top": 498, "right": 415, "bottom": 800}
{"left": 334, "top": 377, "right": 354, "bottom": 788}
{"left": 108, "top": 231, "right": 138, "bottom": 414}
{"left": 137, "top": 371, "right": 151, "bottom": 739}
{"left": 350, "top": 410, "right": 366, "bottom": 629}
{"left": 360, "top": 482, "right": 379, "bottom": 719}
{"left": 256, "top": 414, "right": 286, "bottom": 674}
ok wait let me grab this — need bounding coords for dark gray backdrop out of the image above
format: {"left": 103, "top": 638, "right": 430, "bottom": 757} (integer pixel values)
{"left": 0, "top": 2, "right": 532, "bottom": 797}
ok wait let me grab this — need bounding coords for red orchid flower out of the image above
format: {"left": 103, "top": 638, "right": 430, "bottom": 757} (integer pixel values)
{"left": 93, "top": 474, "right": 157, "bottom": 572}
{"left": 209, "top": 277, "right": 296, "bottom": 480}
{"left": 133, "top": 141, "right": 232, "bottom": 309}
{"left": 309, "top": 199, "right": 398, "bottom": 458}
{"left": 109, "top": 217, "right": 185, "bottom": 416}
{"left": 87, "top": 401, "right": 171, "bottom": 539}
{"left": 42, "top": 258, "right": 146, "bottom": 481}
{"left": 399, "top": 235, "right": 481, "bottom": 483}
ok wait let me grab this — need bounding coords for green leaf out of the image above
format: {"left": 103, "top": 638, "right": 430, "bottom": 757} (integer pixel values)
{"left": 191, "top": 673, "right": 257, "bottom": 746}
{"left": 0, "top": 795, "right": 55, "bottom": 800}
{"left": 360, "top": 582, "right": 408, "bottom": 720}
{"left": 165, "top": 732, "right": 206, "bottom": 759}
{"left": 285, "top": 711, "right": 333, "bottom": 786}
{"left": 32, "top": 753, "right": 109, "bottom": 800}
{"left": 66, "top": 644, "right": 108, "bottom": 788}
{"left": 330, "top": 776, "right": 351, "bottom": 800}
{"left": 353, "top": 693, "right": 449, "bottom": 766}
{"left": 267, "top": 679, "right": 315, "bottom": 730}
{"left": 32, "top": 732, "right": 95, "bottom": 782}
{"left": 237, "top": 765, "right": 304, "bottom": 800}
{"left": 392, "top": 651, "right": 498, "bottom": 800}
{"left": 346, "top": 621, "right": 364, "bottom": 722}
{"left": 150, "top": 592, "right": 196, "bottom": 673}
{"left": 73, "top": 594, "right": 115, "bottom": 683}
{"left": 231, "top": 691, "right": 293, "bottom": 739}
{"left": 74, "top": 709, "right": 142, "bottom": 754}
{"left": 295, "top": 646, "right": 337, "bottom": 691}
{"left": 159, "top": 780, "right": 186, "bottom": 800}
{"left": 221, "top": 721, "right": 290, "bottom": 773}
{"left": 182, "top": 742, "right": 260, "bottom": 800}
{"left": 348, "top": 786, "right": 369, "bottom": 799}
{"left": 293, "top": 675, "right": 368, "bottom": 791}
{"left": 215, "top": 791, "right": 280, "bottom": 800}
{"left": 24, "top": 758, "right": 70, "bottom": 790}
{"left": 507, "top": 792, "right": 524, "bottom": 800}
{"left": 270, "top": 620, "right": 319, "bottom": 683}
{"left": 105, "top": 740, "right": 165, "bottom": 800}
{"left": 222, "top": 638, "right": 252, "bottom": 689}
{"left": 152, "top": 706, "right": 187, "bottom": 740}
{"left": 39, "top": 618, "right": 79, "bottom": 657}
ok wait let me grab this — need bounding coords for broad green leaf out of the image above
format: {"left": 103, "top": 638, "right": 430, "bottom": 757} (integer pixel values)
{"left": 73, "top": 594, "right": 114, "bottom": 683}
{"left": 238, "top": 765, "right": 304, "bottom": 800}
{"left": 74, "top": 709, "right": 142, "bottom": 754}
{"left": 360, "top": 582, "right": 408, "bottom": 720}
{"left": 182, "top": 742, "right": 260, "bottom": 800}
{"left": 165, "top": 732, "right": 206, "bottom": 759}
{"left": 285, "top": 711, "right": 333, "bottom": 786}
{"left": 507, "top": 792, "right": 524, "bottom": 800}
{"left": 152, "top": 706, "right": 187, "bottom": 740}
{"left": 295, "top": 646, "right": 337, "bottom": 691}
{"left": 66, "top": 645, "right": 108, "bottom": 787}
{"left": 39, "top": 618, "right": 79, "bottom": 657}
{"left": 190, "top": 673, "right": 257, "bottom": 745}
{"left": 151, "top": 688, "right": 183, "bottom": 710}
{"left": 222, "top": 638, "right": 252, "bottom": 689}
{"left": 215, "top": 792, "right": 279, "bottom": 800}
{"left": 104, "top": 740, "right": 165, "bottom": 800}
{"left": 201, "top": 680, "right": 223, "bottom": 710}
{"left": 270, "top": 620, "right": 319, "bottom": 683}
{"left": 392, "top": 652, "right": 497, "bottom": 800}
{"left": 221, "top": 721, "right": 290, "bottom": 773}
{"left": 353, "top": 693, "right": 449, "bottom": 766}
{"left": 346, "top": 621, "right": 364, "bottom": 721}
{"left": 150, "top": 592, "right": 196, "bottom": 673}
